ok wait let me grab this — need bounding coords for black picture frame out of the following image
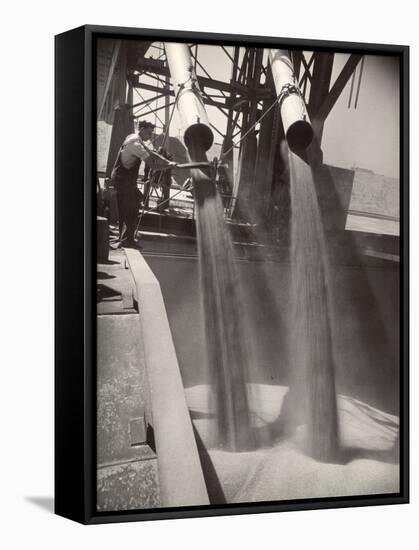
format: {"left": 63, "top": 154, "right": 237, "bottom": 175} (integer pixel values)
{"left": 55, "top": 24, "right": 409, "bottom": 524}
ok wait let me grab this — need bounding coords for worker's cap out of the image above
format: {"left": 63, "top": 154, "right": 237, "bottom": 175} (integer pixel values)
{"left": 138, "top": 120, "right": 156, "bottom": 130}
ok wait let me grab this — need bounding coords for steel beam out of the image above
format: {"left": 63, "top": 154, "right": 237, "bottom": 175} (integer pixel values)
{"left": 253, "top": 65, "right": 281, "bottom": 223}
{"left": 292, "top": 50, "right": 302, "bottom": 80}
{"left": 97, "top": 40, "right": 121, "bottom": 121}
{"left": 133, "top": 99, "right": 175, "bottom": 119}
{"left": 132, "top": 66, "right": 272, "bottom": 97}
{"left": 308, "top": 52, "right": 334, "bottom": 141}
{"left": 233, "top": 48, "right": 262, "bottom": 220}
{"left": 133, "top": 81, "right": 233, "bottom": 111}
{"left": 315, "top": 54, "right": 363, "bottom": 122}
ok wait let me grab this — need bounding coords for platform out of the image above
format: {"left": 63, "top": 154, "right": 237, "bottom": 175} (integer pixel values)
{"left": 97, "top": 250, "right": 159, "bottom": 511}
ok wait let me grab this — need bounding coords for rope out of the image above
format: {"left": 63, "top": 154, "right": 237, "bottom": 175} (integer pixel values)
{"left": 220, "top": 95, "right": 281, "bottom": 160}
{"left": 220, "top": 81, "right": 307, "bottom": 160}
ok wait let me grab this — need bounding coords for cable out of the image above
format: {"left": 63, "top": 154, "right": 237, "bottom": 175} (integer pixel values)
{"left": 221, "top": 94, "right": 281, "bottom": 160}
{"left": 354, "top": 56, "right": 365, "bottom": 110}
{"left": 221, "top": 78, "right": 308, "bottom": 161}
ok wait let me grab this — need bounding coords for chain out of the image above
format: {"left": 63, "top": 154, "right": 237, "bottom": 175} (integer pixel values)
{"left": 220, "top": 96, "right": 281, "bottom": 160}
{"left": 221, "top": 78, "right": 308, "bottom": 161}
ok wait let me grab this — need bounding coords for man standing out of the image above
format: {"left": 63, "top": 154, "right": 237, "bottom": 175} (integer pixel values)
{"left": 110, "top": 120, "right": 175, "bottom": 248}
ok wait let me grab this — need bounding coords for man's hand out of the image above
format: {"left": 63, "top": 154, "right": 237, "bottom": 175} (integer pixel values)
{"left": 169, "top": 161, "right": 178, "bottom": 168}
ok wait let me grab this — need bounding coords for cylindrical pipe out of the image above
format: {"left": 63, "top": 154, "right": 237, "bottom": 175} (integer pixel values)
{"left": 164, "top": 43, "right": 214, "bottom": 152}
{"left": 269, "top": 49, "right": 313, "bottom": 152}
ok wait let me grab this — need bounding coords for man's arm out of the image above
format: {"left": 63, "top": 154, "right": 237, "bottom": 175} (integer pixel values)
{"left": 128, "top": 138, "right": 176, "bottom": 170}
{"left": 141, "top": 143, "right": 176, "bottom": 171}
{"left": 144, "top": 151, "right": 176, "bottom": 171}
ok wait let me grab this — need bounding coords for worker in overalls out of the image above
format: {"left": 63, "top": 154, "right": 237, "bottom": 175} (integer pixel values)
{"left": 110, "top": 120, "right": 175, "bottom": 248}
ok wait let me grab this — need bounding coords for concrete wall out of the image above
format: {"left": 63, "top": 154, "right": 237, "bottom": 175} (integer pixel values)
{"left": 96, "top": 314, "right": 159, "bottom": 511}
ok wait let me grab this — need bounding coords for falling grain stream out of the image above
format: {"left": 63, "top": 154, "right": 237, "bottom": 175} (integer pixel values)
{"left": 189, "top": 139, "right": 340, "bottom": 460}
{"left": 190, "top": 143, "right": 254, "bottom": 452}
{"left": 288, "top": 148, "right": 340, "bottom": 461}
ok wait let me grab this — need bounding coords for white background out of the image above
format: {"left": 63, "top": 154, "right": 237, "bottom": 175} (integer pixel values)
{"left": 1, "top": 1, "right": 416, "bottom": 548}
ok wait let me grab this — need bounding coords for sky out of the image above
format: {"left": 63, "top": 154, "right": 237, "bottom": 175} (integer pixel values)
{"left": 323, "top": 53, "right": 399, "bottom": 179}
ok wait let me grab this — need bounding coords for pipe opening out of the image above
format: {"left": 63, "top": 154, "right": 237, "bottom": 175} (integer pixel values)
{"left": 184, "top": 123, "right": 214, "bottom": 152}
{"left": 286, "top": 119, "right": 314, "bottom": 153}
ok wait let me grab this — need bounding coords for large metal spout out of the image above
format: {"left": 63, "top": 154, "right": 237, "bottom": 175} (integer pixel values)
{"left": 269, "top": 49, "right": 313, "bottom": 152}
{"left": 164, "top": 43, "right": 214, "bottom": 152}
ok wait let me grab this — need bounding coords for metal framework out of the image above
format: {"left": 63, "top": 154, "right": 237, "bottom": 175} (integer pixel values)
{"left": 99, "top": 40, "right": 363, "bottom": 225}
